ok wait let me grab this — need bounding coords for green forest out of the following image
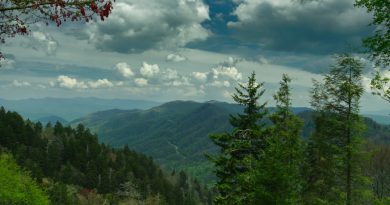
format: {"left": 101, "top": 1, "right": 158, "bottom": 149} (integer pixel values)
{"left": 1, "top": 0, "right": 390, "bottom": 204}
{"left": 208, "top": 55, "right": 390, "bottom": 205}
{"left": 1, "top": 54, "right": 390, "bottom": 205}
{"left": 0, "top": 108, "right": 213, "bottom": 204}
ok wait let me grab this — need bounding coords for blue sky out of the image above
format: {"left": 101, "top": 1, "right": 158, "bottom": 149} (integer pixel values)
{"left": 0, "top": 0, "right": 388, "bottom": 112}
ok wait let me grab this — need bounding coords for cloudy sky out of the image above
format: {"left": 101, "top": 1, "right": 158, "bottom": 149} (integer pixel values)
{"left": 0, "top": 0, "right": 388, "bottom": 112}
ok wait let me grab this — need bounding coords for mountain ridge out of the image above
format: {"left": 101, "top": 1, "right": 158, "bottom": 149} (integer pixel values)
{"left": 72, "top": 100, "right": 390, "bottom": 182}
{"left": 0, "top": 97, "right": 161, "bottom": 121}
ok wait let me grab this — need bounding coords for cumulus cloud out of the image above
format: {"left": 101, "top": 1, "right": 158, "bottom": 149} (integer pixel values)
{"left": 134, "top": 78, "right": 148, "bottom": 87}
{"left": 228, "top": 0, "right": 373, "bottom": 53}
{"left": 362, "top": 69, "right": 390, "bottom": 92}
{"left": 86, "top": 0, "right": 210, "bottom": 53}
{"left": 88, "top": 78, "right": 114, "bottom": 88}
{"left": 210, "top": 80, "right": 231, "bottom": 88}
{"left": 166, "top": 53, "right": 186, "bottom": 62}
{"left": 223, "top": 90, "right": 233, "bottom": 99}
{"left": 140, "top": 62, "right": 160, "bottom": 77}
{"left": 0, "top": 58, "right": 15, "bottom": 68}
{"left": 162, "top": 68, "right": 179, "bottom": 80}
{"left": 220, "top": 56, "right": 242, "bottom": 67}
{"left": 30, "top": 31, "right": 58, "bottom": 55}
{"left": 12, "top": 80, "right": 31, "bottom": 87}
{"left": 187, "top": 57, "right": 244, "bottom": 89}
{"left": 115, "top": 62, "right": 134, "bottom": 78}
{"left": 56, "top": 75, "right": 115, "bottom": 89}
{"left": 212, "top": 66, "right": 242, "bottom": 81}
{"left": 192, "top": 72, "right": 208, "bottom": 82}
{"left": 57, "top": 75, "right": 88, "bottom": 89}
{"left": 361, "top": 76, "right": 372, "bottom": 92}
{"left": 166, "top": 76, "right": 192, "bottom": 87}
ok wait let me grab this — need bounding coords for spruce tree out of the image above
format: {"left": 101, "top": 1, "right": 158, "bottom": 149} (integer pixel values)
{"left": 253, "top": 74, "right": 304, "bottom": 204}
{"left": 208, "top": 71, "right": 267, "bottom": 205}
{"left": 305, "top": 54, "right": 370, "bottom": 205}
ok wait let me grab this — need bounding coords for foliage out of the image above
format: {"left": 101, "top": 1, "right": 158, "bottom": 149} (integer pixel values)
{"left": 253, "top": 74, "right": 304, "bottom": 204}
{"left": 355, "top": 0, "right": 389, "bottom": 66}
{"left": 75, "top": 99, "right": 390, "bottom": 185}
{"left": 208, "top": 71, "right": 267, "bottom": 204}
{"left": 0, "top": 153, "right": 49, "bottom": 205}
{"left": 371, "top": 71, "right": 390, "bottom": 103}
{"left": 305, "top": 54, "right": 372, "bottom": 205}
{"left": 0, "top": 0, "right": 113, "bottom": 60}
{"left": 0, "top": 106, "right": 212, "bottom": 205}
{"left": 367, "top": 143, "right": 390, "bottom": 200}
{"left": 355, "top": 0, "right": 390, "bottom": 104}
{"left": 0, "top": 0, "right": 112, "bottom": 39}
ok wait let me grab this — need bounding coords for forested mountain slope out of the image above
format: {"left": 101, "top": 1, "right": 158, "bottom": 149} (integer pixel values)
{"left": 73, "top": 101, "right": 390, "bottom": 182}
{"left": 0, "top": 106, "right": 212, "bottom": 205}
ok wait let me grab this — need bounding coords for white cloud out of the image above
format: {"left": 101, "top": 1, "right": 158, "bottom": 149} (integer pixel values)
{"left": 382, "top": 70, "right": 390, "bottom": 79}
{"left": 57, "top": 75, "right": 88, "bottom": 89}
{"left": 362, "top": 70, "right": 390, "bottom": 92}
{"left": 362, "top": 76, "right": 372, "bottom": 92}
{"left": 88, "top": 79, "right": 114, "bottom": 88}
{"left": 56, "top": 76, "right": 115, "bottom": 89}
{"left": 140, "top": 62, "right": 160, "bottom": 77}
{"left": 0, "top": 58, "right": 15, "bottom": 68}
{"left": 192, "top": 71, "right": 208, "bottom": 82}
{"left": 134, "top": 78, "right": 148, "bottom": 87}
{"left": 223, "top": 90, "right": 233, "bottom": 99}
{"left": 167, "top": 53, "right": 186, "bottom": 62}
{"left": 162, "top": 68, "right": 179, "bottom": 80}
{"left": 224, "top": 81, "right": 231, "bottom": 87}
{"left": 210, "top": 80, "right": 231, "bottom": 88}
{"left": 85, "top": 0, "right": 210, "bottom": 53}
{"left": 12, "top": 80, "right": 31, "bottom": 87}
{"left": 168, "top": 76, "right": 192, "bottom": 87}
{"left": 115, "top": 62, "right": 134, "bottom": 78}
{"left": 31, "top": 31, "right": 58, "bottom": 55}
{"left": 212, "top": 66, "right": 242, "bottom": 81}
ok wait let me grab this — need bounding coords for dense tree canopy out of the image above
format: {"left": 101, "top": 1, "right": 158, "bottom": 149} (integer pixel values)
{"left": 0, "top": 106, "right": 212, "bottom": 205}
{"left": 0, "top": 153, "right": 49, "bottom": 205}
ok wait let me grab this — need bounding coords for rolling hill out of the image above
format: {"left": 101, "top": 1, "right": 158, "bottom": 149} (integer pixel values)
{"left": 71, "top": 101, "right": 316, "bottom": 181}
{"left": 73, "top": 101, "right": 390, "bottom": 182}
{"left": 74, "top": 101, "right": 390, "bottom": 182}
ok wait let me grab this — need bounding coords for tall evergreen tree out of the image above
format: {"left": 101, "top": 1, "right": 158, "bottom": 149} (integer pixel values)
{"left": 253, "top": 74, "right": 304, "bottom": 204}
{"left": 305, "top": 54, "right": 370, "bottom": 205}
{"left": 208, "top": 71, "right": 267, "bottom": 205}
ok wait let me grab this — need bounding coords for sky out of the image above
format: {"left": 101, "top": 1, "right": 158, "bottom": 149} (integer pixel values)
{"left": 0, "top": 0, "right": 388, "bottom": 112}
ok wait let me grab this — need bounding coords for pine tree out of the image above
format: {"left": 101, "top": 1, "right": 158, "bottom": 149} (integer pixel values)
{"left": 305, "top": 54, "right": 371, "bottom": 205}
{"left": 253, "top": 74, "right": 304, "bottom": 204}
{"left": 208, "top": 71, "right": 267, "bottom": 204}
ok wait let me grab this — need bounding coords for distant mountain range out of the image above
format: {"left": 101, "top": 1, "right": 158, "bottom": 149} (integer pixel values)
{"left": 73, "top": 100, "right": 390, "bottom": 182}
{"left": 35, "top": 115, "right": 68, "bottom": 125}
{"left": 363, "top": 114, "right": 390, "bottom": 125}
{"left": 3, "top": 98, "right": 388, "bottom": 182}
{"left": 0, "top": 97, "right": 161, "bottom": 122}
{"left": 72, "top": 100, "right": 241, "bottom": 181}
